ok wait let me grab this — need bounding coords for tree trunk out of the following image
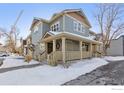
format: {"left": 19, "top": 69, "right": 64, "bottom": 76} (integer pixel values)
{"left": 103, "top": 45, "right": 108, "bottom": 56}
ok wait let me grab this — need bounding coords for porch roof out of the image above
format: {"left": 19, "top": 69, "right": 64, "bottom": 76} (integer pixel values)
{"left": 42, "top": 31, "right": 102, "bottom": 45}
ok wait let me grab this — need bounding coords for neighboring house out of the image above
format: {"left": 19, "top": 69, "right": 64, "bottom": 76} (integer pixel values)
{"left": 89, "top": 31, "right": 97, "bottom": 40}
{"left": 29, "top": 18, "right": 48, "bottom": 60}
{"left": 107, "top": 35, "right": 124, "bottom": 56}
{"left": 23, "top": 34, "right": 33, "bottom": 56}
{"left": 29, "top": 9, "right": 102, "bottom": 65}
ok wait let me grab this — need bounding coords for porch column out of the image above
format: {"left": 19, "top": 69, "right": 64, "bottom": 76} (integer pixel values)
{"left": 95, "top": 45, "right": 97, "bottom": 57}
{"left": 80, "top": 41, "right": 82, "bottom": 59}
{"left": 62, "top": 37, "right": 66, "bottom": 63}
{"left": 53, "top": 39, "right": 56, "bottom": 52}
{"left": 89, "top": 43, "right": 93, "bottom": 57}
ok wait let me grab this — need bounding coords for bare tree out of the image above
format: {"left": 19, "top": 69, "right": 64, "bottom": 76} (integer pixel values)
{"left": 94, "top": 4, "right": 124, "bottom": 55}
{"left": 0, "top": 27, "right": 20, "bottom": 53}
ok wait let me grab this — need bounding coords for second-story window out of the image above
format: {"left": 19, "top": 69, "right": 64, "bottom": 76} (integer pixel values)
{"left": 78, "top": 23, "right": 81, "bottom": 31}
{"left": 74, "top": 21, "right": 78, "bottom": 31}
{"left": 56, "top": 24, "right": 59, "bottom": 31}
{"left": 51, "top": 22, "right": 60, "bottom": 31}
{"left": 74, "top": 21, "right": 83, "bottom": 32}
{"left": 34, "top": 26, "right": 38, "bottom": 33}
{"left": 82, "top": 26, "right": 85, "bottom": 33}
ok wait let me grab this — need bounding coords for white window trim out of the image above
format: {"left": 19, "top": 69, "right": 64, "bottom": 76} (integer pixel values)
{"left": 81, "top": 25, "right": 86, "bottom": 33}
{"left": 78, "top": 22, "right": 82, "bottom": 32}
{"left": 73, "top": 21, "right": 78, "bottom": 31}
{"left": 50, "top": 21, "right": 60, "bottom": 31}
{"left": 34, "top": 26, "right": 38, "bottom": 33}
{"left": 33, "top": 22, "right": 42, "bottom": 33}
{"left": 73, "top": 20, "right": 86, "bottom": 33}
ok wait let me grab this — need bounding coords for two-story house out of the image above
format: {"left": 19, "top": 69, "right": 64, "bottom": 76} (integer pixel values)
{"left": 29, "top": 9, "right": 102, "bottom": 66}
{"left": 29, "top": 17, "right": 49, "bottom": 61}
{"left": 22, "top": 34, "right": 33, "bottom": 56}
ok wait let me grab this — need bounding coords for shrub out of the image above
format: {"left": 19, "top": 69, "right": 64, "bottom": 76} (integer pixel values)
{"left": 25, "top": 55, "right": 32, "bottom": 62}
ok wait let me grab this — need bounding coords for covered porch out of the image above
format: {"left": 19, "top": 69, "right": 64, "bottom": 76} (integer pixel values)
{"left": 42, "top": 32, "right": 102, "bottom": 66}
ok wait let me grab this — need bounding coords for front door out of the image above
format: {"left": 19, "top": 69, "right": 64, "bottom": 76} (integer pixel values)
{"left": 47, "top": 42, "right": 53, "bottom": 54}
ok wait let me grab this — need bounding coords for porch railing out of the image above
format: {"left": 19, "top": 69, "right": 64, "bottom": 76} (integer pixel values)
{"left": 82, "top": 51, "right": 91, "bottom": 58}
{"left": 47, "top": 51, "right": 62, "bottom": 66}
{"left": 47, "top": 51, "right": 92, "bottom": 66}
{"left": 94, "top": 51, "right": 103, "bottom": 57}
{"left": 38, "top": 50, "right": 47, "bottom": 62}
{"left": 65, "top": 51, "right": 81, "bottom": 61}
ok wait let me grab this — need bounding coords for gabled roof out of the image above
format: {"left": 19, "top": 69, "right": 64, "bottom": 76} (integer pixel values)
{"left": 50, "top": 9, "right": 92, "bottom": 28}
{"left": 30, "top": 17, "right": 49, "bottom": 31}
{"left": 30, "top": 8, "right": 92, "bottom": 32}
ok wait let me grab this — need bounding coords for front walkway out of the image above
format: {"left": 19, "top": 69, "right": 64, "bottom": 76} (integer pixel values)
{"left": 0, "top": 64, "right": 42, "bottom": 74}
{"left": 0, "top": 56, "right": 43, "bottom": 73}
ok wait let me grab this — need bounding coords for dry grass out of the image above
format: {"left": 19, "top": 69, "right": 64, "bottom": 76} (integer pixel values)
{"left": 25, "top": 55, "right": 32, "bottom": 62}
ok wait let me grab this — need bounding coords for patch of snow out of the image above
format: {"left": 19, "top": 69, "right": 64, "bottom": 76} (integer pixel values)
{"left": 48, "top": 31, "right": 102, "bottom": 44}
{"left": 0, "top": 55, "right": 39, "bottom": 68}
{"left": 104, "top": 56, "right": 124, "bottom": 62}
{"left": 0, "top": 58, "right": 108, "bottom": 85}
{"left": 89, "top": 36, "right": 96, "bottom": 40}
{"left": 49, "top": 31, "right": 61, "bottom": 35}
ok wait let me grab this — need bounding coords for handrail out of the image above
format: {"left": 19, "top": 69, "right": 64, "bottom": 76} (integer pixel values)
{"left": 47, "top": 51, "right": 62, "bottom": 66}
{"left": 94, "top": 51, "right": 103, "bottom": 57}
{"left": 39, "top": 50, "right": 47, "bottom": 61}
{"left": 40, "top": 50, "right": 46, "bottom": 55}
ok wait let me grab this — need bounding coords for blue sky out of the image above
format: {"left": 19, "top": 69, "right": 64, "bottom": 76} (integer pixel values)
{"left": 0, "top": 3, "right": 98, "bottom": 43}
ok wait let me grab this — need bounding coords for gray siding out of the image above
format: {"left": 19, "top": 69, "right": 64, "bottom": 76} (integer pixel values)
{"left": 42, "top": 23, "right": 50, "bottom": 37}
{"left": 107, "top": 36, "right": 123, "bottom": 56}
{"left": 31, "top": 22, "right": 49, "bottom": 59}
{"left": 31, "top": 23, "right": 42, "bottom": 45}
{"left": 64, "top": 15, "right": 89, "bottom": 37}
{"left": 31, "top": 22, "right": 50, "bottom": 45}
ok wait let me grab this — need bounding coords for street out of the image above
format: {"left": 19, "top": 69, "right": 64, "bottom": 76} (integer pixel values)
{"left": 64, "top": 60, "right": 124, "bottom": 85}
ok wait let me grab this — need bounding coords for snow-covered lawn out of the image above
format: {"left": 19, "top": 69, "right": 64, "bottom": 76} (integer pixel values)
{"left": 0, "top": 55, "right": 39, "bottom": 68}
{"left": 0, "top": 56, "right": 108, "bottom": 85}
{"left": 104, "top": 56, "right": 124, "bottom": 62}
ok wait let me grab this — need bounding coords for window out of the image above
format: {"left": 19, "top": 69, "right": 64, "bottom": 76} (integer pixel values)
{"left": 85, "top": 44, "right": 89, "bottom": 51}
{"left": 82, "top": 43, "right": 89, "bottom": 51}
{"left": 82, "top": 26, "right": 84, "bottom": 33}
{"left": 51, "top": 26, "right": 53, "bottom": 31}
{"left": 34, "top": 26, "right": 38, "bottom": 33}
{"left": 78, "top": 23, "right": 81, "bottom": 31}
{"left": 74, "top": 21, "right": 78, "bottom": 31}
{"left": 74, "top": 21, "right": 84, "bottom": 32}
{"left": 51, "top": 22, "right": 60, "bottom": 31}
{"left": 56, "top": 24, "right": 59, "bottom": 31}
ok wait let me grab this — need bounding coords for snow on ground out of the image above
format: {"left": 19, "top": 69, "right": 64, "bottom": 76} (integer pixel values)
{"left": 0, "top": 55, "right": 39, "bottom": 68}
{"left": 0, "top": 57, "right": 108, "bottom": 85}
{"left": 104, "top": 56, "right": 124, "bottom": 62}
